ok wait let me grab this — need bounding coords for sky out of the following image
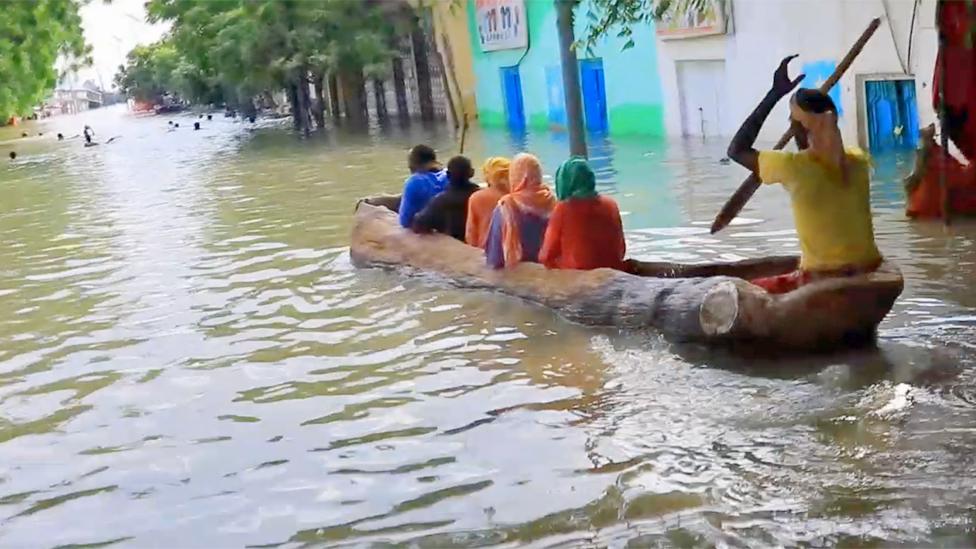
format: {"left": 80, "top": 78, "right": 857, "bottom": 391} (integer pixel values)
{"left": 66, "top": 0, "right": 168, "bottom": 89}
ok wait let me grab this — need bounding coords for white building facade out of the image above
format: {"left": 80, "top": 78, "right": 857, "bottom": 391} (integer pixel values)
{"left": 655, "top": 0, "right": 940, "bottom": 149}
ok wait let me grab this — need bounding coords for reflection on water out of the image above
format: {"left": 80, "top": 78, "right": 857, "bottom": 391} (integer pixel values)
{"left": 0, "top": 107, "right": 975, "bottom": 546}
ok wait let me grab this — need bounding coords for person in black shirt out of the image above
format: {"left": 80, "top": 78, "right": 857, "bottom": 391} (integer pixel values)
{"left": 412, "top": 155, "right": 479, "bottom": 241}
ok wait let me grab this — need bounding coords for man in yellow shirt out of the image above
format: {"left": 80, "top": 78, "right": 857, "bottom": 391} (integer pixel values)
{"left": 727, "top": 55, "right": 882, "bottom": 294}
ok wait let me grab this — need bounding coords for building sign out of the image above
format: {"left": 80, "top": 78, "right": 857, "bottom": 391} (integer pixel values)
{"left": 476, "top": 0, "right": 528, "bottom": 52}
{"left": 656, "top": 0, "right": 728, "bottom": 40}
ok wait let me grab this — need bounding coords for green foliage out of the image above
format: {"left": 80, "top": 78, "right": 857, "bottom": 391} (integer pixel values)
{"left": 117, "top": 0, "right": 400, "bottom": 107}
{"left": 0, "top": 0, "right": 90, "bottom": 118}
{"left": 579, "top": 0, "right": 709, "bottom": 52}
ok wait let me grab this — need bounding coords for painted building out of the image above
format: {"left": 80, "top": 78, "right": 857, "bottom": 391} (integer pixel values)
{"left": 653, "top": 0, "right": 941, "bottom": 150}
{"left": 430, "top": 0, "right": 480, "bottom": 123}
{"left": 464, "top": 0, "right": 667, "bottom": 136}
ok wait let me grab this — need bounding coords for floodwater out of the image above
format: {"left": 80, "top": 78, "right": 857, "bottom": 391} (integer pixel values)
{"left": 1, "top": 106, "right": 975, "bottom": 547}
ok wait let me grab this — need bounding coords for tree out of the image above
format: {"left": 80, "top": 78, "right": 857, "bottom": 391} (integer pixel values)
{"left": 556, "top": 0, "right": 587, "bottom": 157}
{"left": 142, "top": 0, "right": 399, "bottom": 134}
{"left": 0, "top": 0, "right": 90, "bottom": 120}
{"left": 579, "top": 0, "right": 709, "bottom": 51}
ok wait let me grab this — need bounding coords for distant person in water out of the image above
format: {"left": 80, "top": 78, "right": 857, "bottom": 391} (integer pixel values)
{"left": 540, "top": 156, "right": 626, "bottom": 271}
{"left": 193, "top": 122, "right": 200, "bottom": 130}
{"left": 83, "top": 125, "right": 94, "bottom": 144}
{"left": 485, "top": 153, "right": 556, "bottom": 269}
{"left": 168, "top": 120, "right": 173, "bottom": 126}
{"left": 412, "top": 155, "right": 479, "bottom": 241}
{"left": 174, "top": 123, "right": 180, "bottom": 128}
{"left": 21, "top": 132, "right": 27, "bottom": 138}
{"left": 199, "top": 114, "right": 204, "bottom": 119}
{"left": 466, "top": 156, "right": 510, "bottom": 248}
{"left": 206, "top": 114, "right": 213, "bottom": 121}
{"left": 9, "top": 151, "right": 16, "bottom": 160}
{"left": 57, "top": 133, "right": 64, "bottom": 141}
{"left": 398, "top": 144, "right": 446, "bottom": 228}
{"left": 248, "top": 116, "right": 256, "bottom": 124}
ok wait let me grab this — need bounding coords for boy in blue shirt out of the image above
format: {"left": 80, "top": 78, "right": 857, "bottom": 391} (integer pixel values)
{"left": 398, "top": 144, "right": 446, "bottom": 228}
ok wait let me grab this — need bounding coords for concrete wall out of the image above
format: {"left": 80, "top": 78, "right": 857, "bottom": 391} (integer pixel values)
{"left": 465, "top": 0, "right": 667, "bottom": 136}
{"left": 431, "top": 1, "right": 479, "bottom": 122}
{"left": 655, "top": 0, "right": 940, "bottom": 144}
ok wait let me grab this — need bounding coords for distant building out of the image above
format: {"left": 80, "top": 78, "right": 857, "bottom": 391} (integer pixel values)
{"left": 441, "top": 0, "right": 942, "bottom": 150}
{"left": 43, "top": 78, "right": 103, "bottom": 116}
{"left": 651, "top": 0, "right": 939, "bottom": 150}
{"left": 458, "top": 0, "right": 668, "bottom": 137}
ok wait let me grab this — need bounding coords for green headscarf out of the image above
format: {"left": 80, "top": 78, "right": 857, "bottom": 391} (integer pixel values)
{"left": 555, "top": 156, "right": 598, "bottom": 200}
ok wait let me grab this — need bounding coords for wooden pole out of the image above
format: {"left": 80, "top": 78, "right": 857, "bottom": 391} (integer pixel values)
{"left": 936, "top": 1, "right": 952, "bottom": 225}
{"left": 556, "top": 0, "right": 587, "bottom": 158}
{"left": 710, "top": 17, "right": 882, "bottom": 234}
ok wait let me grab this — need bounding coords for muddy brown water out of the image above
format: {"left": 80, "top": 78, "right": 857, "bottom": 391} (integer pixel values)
{"left": 1, "top": 106, "right": 975, "bottom": 547}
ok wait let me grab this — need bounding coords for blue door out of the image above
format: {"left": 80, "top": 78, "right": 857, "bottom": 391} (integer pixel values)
{"left": 866, "top": 79, "right": 919, "bottom": 151}
{"left": 545, "top": 65, "right": 566, "bottom": 129}
{"left": 500, "top": 66, "right": 525, "bottom": 131}
{"left": 579, "top": 58, "right": 608, "bottom": 133}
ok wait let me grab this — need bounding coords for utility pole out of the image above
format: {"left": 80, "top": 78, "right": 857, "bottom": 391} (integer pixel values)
{"left": 555, "top": 0, "right": 587, "bottom": 157}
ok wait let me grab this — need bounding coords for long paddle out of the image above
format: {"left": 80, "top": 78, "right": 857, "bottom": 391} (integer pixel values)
{"left": 710, "top": 17, "right": 882, "bottom": 234}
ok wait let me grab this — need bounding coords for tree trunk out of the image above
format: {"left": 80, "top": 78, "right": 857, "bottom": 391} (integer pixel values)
{"left": 287, "top": 84, "right": 301, "bottom": 130}
{"left": 312, "top": 72, "right": 326, "bottom": 130}
{"left": 392, "top": 57, "right": 410, "bottom": 121}
{"left": 410, "top": 21, "right": 435, "bottom": 122}
{"left": 327, "top": 74, "right": 341, "bottom": 122}
{"left": 556, "top": 0, "right": 587, "bottom": 157}
{"left": 373, "top": 79, "right": 388, "bottom": 121}
{"left": 340, "top": 69, "right": 368, "bottom": 130}
{"left": 298, "top": 76, "right": 312, "bottom": 136}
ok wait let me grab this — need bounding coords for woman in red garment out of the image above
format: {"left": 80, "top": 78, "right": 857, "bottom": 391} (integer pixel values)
{"left": 540, "top": 156, "right": 626, "bottom": 271}
{"left": 904, "top": 0, "right": 976, "bottom": 218}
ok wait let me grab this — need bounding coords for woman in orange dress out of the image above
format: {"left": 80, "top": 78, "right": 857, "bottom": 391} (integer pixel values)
{"left": 465, "top": 157, "right": 510, "bottom": 248}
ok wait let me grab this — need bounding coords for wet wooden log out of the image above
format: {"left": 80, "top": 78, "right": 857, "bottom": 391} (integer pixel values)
{"left": 350, "top": 203, "right": 904, "bottom": 349}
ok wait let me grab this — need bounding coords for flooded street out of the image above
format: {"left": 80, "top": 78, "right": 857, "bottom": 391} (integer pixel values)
{"left": 2, "top": 106, "right": 976, "bottom": 547}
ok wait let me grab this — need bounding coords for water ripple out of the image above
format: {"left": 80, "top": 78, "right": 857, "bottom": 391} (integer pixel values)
{"left": 0, "top": 109, "right": 974, "bottom": 546}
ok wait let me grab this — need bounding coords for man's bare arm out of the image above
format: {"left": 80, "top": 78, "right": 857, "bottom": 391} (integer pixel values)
{"left": 727, "top": 55, "right": 805, "bottom": 173}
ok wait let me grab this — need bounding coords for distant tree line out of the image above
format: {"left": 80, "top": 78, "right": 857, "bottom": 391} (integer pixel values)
{"left": 114, "top": 0, "right": 436, "bottom": 135}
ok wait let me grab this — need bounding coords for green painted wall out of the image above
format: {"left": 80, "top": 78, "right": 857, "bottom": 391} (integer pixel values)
{"left": 466, "top": 0, "right": 666, "bottom": 136}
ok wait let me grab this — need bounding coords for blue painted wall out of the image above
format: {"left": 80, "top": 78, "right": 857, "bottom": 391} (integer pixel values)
{"left": 467, "top": 0, "right": 666, "bottom": 136}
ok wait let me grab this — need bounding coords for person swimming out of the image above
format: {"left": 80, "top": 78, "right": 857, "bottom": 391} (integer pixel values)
{"left": 57, "top": 133, "right": 64, "bottom": 141}
{"left": 9, "top": 151, "right": 16, "bottom": 160}
{"left": 193, "top": 122, "right": 200, "bottom": 130}
{"left": 206, "top": 114, "right": 213, "bottom": 121}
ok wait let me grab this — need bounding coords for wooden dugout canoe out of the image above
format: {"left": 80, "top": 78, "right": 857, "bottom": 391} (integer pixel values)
{"left": 351, "top": 199, "right": 904, "bottom": 351}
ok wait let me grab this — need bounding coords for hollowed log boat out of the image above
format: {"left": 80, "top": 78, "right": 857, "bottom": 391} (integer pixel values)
{"left": 351, "top": 198, "right": 903, "bottom": 350}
